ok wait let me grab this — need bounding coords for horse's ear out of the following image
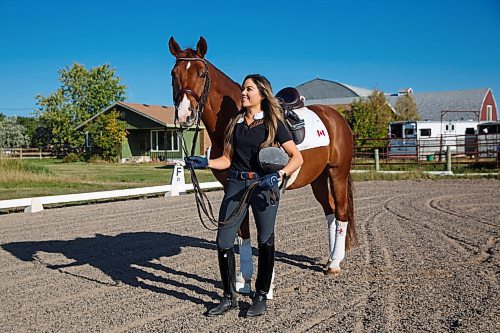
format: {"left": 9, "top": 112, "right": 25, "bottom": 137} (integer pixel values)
{"left": 196, "top": 36, "right": 208, "bottom": 58}
{"left": 168, "top": 37, "right": 182, "bottom": 57}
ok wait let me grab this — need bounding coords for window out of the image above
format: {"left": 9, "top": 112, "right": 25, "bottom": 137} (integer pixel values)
{"left": 151, "top": 130, "right": 166, "bottom": 151}
{"left": 404, "top": 128, "right": 414, "bottom": 136}
{"left": 85, "top": 131, "right": 93, "bottom": 147}
{"left": 420, "top": 128, "right": 431, "bottom": 137}
{"left": 486, "top": 105, "right": 493, "bottom": 121}
{"left": 445, "top": 125, "right": 449, "bottom": 131}
{"left": 151, "top": 129, "right": 179, "bottom": 151}
{"left": 390, "top": 124, "right": 403, "bottom": 138}
{"left": 166, "top": 129, "right": 180, "bottom": 151}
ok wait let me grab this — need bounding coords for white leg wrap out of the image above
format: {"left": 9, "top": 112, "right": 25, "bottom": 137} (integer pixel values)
{"left": 326, "top": 214, "right": 348, "bottom": 270}
{"left": 236, "top": 237, "right": 253, "bottom": 293}
{"left": 266, "top": 269, "right": 275, "bottom": 300}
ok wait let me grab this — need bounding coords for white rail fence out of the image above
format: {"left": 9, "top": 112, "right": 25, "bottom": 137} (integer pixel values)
{"left": 0, "top": 165, "right": 223, "bottom": 213}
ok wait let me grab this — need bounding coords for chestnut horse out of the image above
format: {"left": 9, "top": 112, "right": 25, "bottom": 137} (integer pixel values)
{"left": 168, "top": 37, "right": 358, "bottom": 285}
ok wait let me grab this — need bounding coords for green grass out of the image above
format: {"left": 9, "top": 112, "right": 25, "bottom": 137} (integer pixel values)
{"left": 0, "top": 159, "right": 217, "bottom": 200}
{"left": 1, "top": 158, "right": 498, "bottom": 201}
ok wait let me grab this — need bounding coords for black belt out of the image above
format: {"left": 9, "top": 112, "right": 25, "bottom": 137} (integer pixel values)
{"left": 228, "top": 170, "right": 261, "bottom": 180}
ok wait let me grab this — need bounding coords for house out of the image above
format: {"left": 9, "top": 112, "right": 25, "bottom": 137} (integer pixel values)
{"left": 296, "top": 78, "right": 498, "bottom": 122}
{"left": 75, "top": 102, "right": 211, "bottom": 163}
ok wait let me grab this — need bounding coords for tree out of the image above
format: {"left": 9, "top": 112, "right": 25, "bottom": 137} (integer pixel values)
{"left": 0, "top": 112, "right": 5, "bottom": 121}
{"left": 0, "top": 116, "right": 29, "bottom": 148}
{"left": 394, "top": 93, "right": 421, "bottom": 121}
{"left": 346, "top": 91, "right": 394, "bottom": 146}
{"left": 36, "top": 63, "right": 126, "bottom": 155}
{"left": 86, "top": 109, "right": 127, "bottom": 161}
{"left": 17, "top": 116, "right": 42, "bottom": 147}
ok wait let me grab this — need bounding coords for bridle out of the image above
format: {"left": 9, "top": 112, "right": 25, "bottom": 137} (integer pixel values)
{"left": 171, "top": 57, "right": 211, "bottom": 157}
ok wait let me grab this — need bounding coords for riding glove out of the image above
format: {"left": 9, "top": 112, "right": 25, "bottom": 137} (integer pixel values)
{"left": 259, "top": 172, "right": 279, "bottom": 190}
{"left": 184, "top": 156, "right": 208, "bottom": 169}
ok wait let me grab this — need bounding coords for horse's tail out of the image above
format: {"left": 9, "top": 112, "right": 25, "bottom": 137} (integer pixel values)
{"left": 345, "top": 173, "right": 358, "bottom": 250}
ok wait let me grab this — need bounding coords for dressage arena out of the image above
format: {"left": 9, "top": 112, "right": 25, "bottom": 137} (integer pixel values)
{"left": 0, "top": 179, "right": 498, "bottom": 332}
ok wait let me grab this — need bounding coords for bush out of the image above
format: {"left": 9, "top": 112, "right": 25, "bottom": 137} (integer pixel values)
{"left": 88, "top": 155, "right": 105, "bottom": 164}
{"left": 63, "top": 153, "right": 80, "bottom": 163}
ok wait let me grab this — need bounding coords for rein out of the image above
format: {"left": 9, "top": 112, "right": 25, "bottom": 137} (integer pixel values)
{"left": 178, "top": 133, "right": 259, "bottom": 231}
{"left": 172, "top": 57, "right": 258, "bottom": 231}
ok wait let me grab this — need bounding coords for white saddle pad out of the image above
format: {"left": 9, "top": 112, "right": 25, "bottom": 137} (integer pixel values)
{"left": 292, "top": 107, "right": 330, "bottom": 151}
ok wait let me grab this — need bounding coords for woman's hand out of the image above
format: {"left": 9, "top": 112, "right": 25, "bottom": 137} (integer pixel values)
{"left": 184, "top": 156, "right": 208, "bottom": 169}
{"left": 259, "top": 172, "right": 279, "bottom": 190}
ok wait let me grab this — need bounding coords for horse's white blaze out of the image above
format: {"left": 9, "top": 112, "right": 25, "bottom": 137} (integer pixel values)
{"left": 326, "top": 214, "right": 348, "bottom": 270}
{"left": 186, "top": 61, "right": 191, "bottom": 70}
{"left": 177, "top": 94, "right": 192, "bottom": 122}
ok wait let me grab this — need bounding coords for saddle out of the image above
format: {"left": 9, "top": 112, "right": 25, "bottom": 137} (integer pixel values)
{"left": 275, "top": 87, "right": 306, "bottom": 145}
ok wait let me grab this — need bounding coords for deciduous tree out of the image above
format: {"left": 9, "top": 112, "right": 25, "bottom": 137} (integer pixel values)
{"left": 394, "top": 93, "right": 421, "bottom": 121}
{"left": 346, "top": 91, "right": 395, "bottom": 146}
{"left": 36, "top": 63, "right": 126, "bottom": 156}
{"left": 0, "top": 116, "right": 29, "bottom": 148}
{"left": 86, "top": 110, "right": 127, "bottom": 161}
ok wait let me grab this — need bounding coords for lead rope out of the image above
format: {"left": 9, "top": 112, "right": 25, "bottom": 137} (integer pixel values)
{"left": 178, "top": 132, "right": 259, "bottom": 231}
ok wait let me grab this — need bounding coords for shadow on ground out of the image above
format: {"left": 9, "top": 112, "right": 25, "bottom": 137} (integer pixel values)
{"left": 2, "top": 232, "right": 320, "bottom": 307}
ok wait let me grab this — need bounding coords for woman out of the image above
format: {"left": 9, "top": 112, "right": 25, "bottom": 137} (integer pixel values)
{"left": 185, "top": 74, "right": 303, "bottom": 317}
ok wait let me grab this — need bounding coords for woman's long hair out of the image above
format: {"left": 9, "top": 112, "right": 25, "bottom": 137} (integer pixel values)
{"left": 223, "top": 74, "right": 284, "bottom": 159}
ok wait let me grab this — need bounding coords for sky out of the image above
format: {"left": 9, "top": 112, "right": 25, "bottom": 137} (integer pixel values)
{"left": 1, "top": 0, "right": 499, "bottom": 117}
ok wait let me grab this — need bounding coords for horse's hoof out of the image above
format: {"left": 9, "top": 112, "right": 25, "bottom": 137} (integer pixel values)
{"left": 323, "top": 267, "right": 341, "bottom": 276}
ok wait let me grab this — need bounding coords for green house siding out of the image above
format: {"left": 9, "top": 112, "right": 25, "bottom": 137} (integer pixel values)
{"left": 127, "top": 129, "right": 150, "bottom": 156}
{"left": 80, "top": 104, "right": 207, "bottom": 162}
{"left": 121, "top": 109, "right": 161, "bottom": 129}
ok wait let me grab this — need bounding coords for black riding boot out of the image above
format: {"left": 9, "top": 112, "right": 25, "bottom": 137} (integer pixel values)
{"left": 208, "top": 248, "right": 237, "bottom": 316}
{"left": 247, "top": 234, "right": 275, "bottom": 318}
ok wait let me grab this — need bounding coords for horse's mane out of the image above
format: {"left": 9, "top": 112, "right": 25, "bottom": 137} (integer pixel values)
{"left": 183, "top": 48, "right": 241, "bottom": 90}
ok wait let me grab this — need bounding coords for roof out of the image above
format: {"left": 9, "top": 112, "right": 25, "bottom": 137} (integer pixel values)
{"left": 386, "top": 88, "right": 489, "bottom": 121}
{"left": 296, "top": 78, "right": 373, "bottom": 99}
{"left": 75, "top": 102, "right": 177, "bottom": 130}
{"left": 296, "top": 78, "right": 491, "bottom": 122}
{"left": 119, "top": 102, "right": 176, "bottom": 126}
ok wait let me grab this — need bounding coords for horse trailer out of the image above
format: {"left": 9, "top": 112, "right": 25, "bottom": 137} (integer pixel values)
{"left": 388, "top": 120, "right": 478, "bottom": 158}
{"left": 477, "top": 121, "right": 500, "bottom": 158}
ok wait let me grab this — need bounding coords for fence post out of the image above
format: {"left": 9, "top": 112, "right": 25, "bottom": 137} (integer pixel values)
{"left": 446, "top": 146, "right": 452, "bottom": 172}
{"left": 374, "top": 149, "right": 380, "bottom": 172}
{"left": 20, "top": 148, "right": 23, "bottom": 159}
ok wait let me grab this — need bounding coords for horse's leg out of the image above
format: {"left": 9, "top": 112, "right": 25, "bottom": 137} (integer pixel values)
{"left": 236, "top": 212, "right": 253, "bottom": 294}
{"left": 323, "top": 166, "right": 352, "bottom": 276}
{"left": 310, "top": 169, "right": 338, "bottom": 272}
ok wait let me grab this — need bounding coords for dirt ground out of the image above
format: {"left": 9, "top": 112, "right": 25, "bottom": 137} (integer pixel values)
{"left": 0, "top": 179, "right": 498, "bottom": 333}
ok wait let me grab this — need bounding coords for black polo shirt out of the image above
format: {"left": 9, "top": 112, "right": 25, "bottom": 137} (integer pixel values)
{"left": 230, "top": 118, "right": 292, "bottom": 174}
